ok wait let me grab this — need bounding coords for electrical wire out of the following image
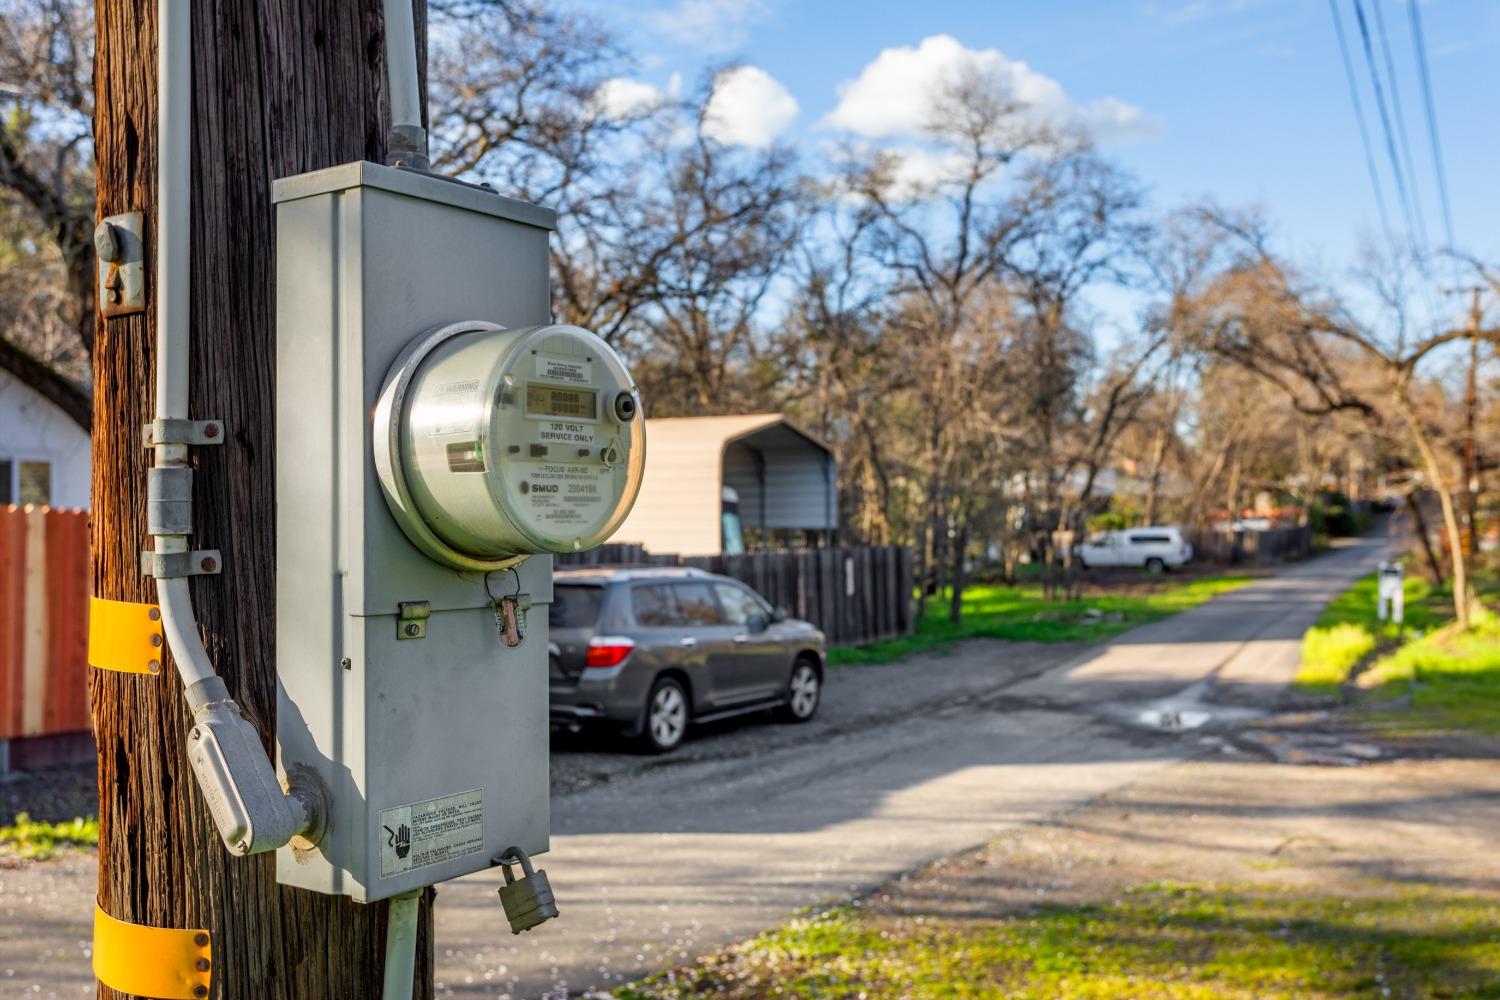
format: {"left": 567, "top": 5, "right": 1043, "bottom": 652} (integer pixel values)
{"left": 1407, "top": 0, "right": 1460, "bottom": 267}
{"left": 1351, "top": 0, "right": 1423, "bottom": 257}
{"left": 1369, "top": 0, "right": 1430, "bottom": 253}
{"left": 1328, "top": 0, "right": 1397, "bottom": 249}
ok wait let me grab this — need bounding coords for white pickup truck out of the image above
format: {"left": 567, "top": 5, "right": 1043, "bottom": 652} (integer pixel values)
{"left": 1076, "top": 526, "right": 1193, "bottom": 573}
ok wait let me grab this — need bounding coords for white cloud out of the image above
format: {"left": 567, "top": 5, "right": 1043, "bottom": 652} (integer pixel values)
{"left": 824, "top": 34, "right": 1160, "bottom": 144}
{"left": 647, "top": 0, "right": 770, "bottom": 54}
{"left": 593, "top": 77, "right": 664, "bottom": 120}
{"left": 702, "top": 65, "right": 799, "bottom": 148}
{"left": 880, "top": 146, "right": 972, "bottom": 199}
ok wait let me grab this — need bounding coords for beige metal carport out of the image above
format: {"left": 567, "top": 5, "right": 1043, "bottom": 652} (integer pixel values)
{"left": 613, "top": 413, "right": 837, "bottom": 555}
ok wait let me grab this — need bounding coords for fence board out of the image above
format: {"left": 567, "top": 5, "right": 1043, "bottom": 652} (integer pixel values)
{"left": 1186, "top": 526, "right": 1311, "bottom": 566}
{"left": 560, "top": 543, "right": 915, "bottom": 647}
{"left": 0, "top": 506, "right": 91, "bottom": 743}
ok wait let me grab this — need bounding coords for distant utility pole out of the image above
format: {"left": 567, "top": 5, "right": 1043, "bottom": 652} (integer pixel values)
{"left": 91, "top": 3, "right": 433, "bottom": 997}
{"left": 1444, "top": 285, "right": 1486, "bottom": 556}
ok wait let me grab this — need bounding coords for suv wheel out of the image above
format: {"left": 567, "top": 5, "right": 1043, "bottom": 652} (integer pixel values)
{"left": 778, "top": 658, "right": 821, "bottom": 723}
{"left": 640, "top": 676, "right": 688, "bottom": 753}
{"left": 1145, "top": 557, "right": 1166, "bottom": 574}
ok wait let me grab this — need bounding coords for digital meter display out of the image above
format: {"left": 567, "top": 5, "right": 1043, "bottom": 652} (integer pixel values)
{"left": 525, "top": 384, "right": 597, "bottom": 419}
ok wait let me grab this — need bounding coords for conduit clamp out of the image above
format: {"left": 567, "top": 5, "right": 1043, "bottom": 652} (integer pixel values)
{"left": 93, "top": 902, "right": 212, "bottom": 999}
{"left": 142, "top": 418, "right": 225, "bottom": 448}
{"left": 141, "top": 549, "right": 224, "bottom": 580}
{"left": 87, "top": 596, "right": 166, "bottom": 675}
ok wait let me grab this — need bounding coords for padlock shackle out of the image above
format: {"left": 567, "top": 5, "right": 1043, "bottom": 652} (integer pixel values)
{"left": 493, "top": 846, "right": 536, "bottom": 880}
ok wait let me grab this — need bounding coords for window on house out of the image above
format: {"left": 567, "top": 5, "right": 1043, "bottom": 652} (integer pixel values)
{"left": 0, "top": 459, "right": 12, "bottom": 504}
{"left": 18, "top": 461, "right": 51, "bottom": 506}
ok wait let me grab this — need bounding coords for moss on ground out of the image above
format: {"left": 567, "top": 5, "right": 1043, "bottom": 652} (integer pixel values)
{"left": 617, "top": 882, "right": 1500, "bottom": 999}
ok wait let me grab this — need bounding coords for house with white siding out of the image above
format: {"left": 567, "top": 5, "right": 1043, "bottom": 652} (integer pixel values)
{"left": 0, "top": 366, "right": 90, "bottom": 509}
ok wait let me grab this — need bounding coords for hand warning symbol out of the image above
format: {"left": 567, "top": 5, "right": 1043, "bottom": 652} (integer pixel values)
{"left": 384, "top": 823, "right": 412, "bottom": 859}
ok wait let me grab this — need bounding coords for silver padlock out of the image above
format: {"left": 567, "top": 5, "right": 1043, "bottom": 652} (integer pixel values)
{"left": 495, "top": 846, "right": 558, "bottom": 934}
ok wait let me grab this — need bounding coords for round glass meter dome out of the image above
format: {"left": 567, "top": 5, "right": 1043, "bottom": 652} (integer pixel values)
{"left": 374, "top": 321, "right": 645, "bottom": 570}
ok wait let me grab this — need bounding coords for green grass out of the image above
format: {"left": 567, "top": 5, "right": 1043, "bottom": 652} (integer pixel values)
{"left": 831, "top": 575, "right": 1251, "bottom": 666}
{"left": 0, "top": 812, "right": 98, "bottom": 860}
{"left": 1357, "top": 607, "right": 1500, "bottom": 738}
{"left": 1295, "top": 572, "right": 1442, "bottom": 693}
{"left": 616, "top": 882, "right": 1500, "bottom": 1000}
{"left": 1295, "top": 567, "right": 1500, "bottom": 736}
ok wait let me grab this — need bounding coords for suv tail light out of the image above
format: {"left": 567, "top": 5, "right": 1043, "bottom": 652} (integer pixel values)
{"left": 585, "top": 636, "right": 635, "bottom": 671}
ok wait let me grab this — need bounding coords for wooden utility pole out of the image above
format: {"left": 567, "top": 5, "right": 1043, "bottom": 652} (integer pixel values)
{"left": 1462, "top": 287, "right": 1482, "bottom": 556}
{"left": 91, "top": 2, "right": 434, "bottom": 996}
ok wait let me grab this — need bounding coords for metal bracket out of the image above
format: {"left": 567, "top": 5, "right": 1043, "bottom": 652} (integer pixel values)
{"left": 87, "top": 597, "right": 166, "bottom": 675}
{"left": 96, "top": 211, "right": 146, "bottom": 318}
{"left": 142, "top": 549, "right": 223, "bottom": 579}
{"left": 93, "top": 902, "right": 212, "bottom": 999}
{"left": 142, "top": 418, "right": 225, "bottom": 447}
{"left": 397, "top": 600, "right": 430, "bottom": 639}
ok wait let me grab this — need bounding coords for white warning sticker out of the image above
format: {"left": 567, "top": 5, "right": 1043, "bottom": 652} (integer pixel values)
{"left": 379, "top": 788, "right": 484, "bottom": 878}
{"left": 537, "top": 354, "right": 592, "bottom": 385}
{"left": 426, "top": 379, "right": 481, "bottom": 437}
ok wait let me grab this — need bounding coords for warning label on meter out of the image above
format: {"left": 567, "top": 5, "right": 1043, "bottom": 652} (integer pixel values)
{"left": 537, "top": 354, "right": 592, "bottom": 385}
{"left": 426, "top": 379, "right": 481, "bottom": 437}
{"left": 522, "top": 464, "right": 606, "bottom": 527}
{"left": 379, "top": 788, "right": 484, "bottom": 878}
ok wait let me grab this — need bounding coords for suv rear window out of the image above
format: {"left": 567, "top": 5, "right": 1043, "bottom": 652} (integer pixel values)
{"left": 550, "top": 585, "right": 604, "bottom": 628}
{"left": 630, "top": 581, "right": 724, "bottom": 626}
{"left": 1128, "top": 534, "right": 1172, "bottom": 545}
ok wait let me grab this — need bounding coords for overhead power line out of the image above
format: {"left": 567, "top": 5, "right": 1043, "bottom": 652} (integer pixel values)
{"left": 1369, "top": 0, "right": 1430, "bottom": 253}
{"left": 1351, "top": 0, "right": 1423, "bottom": 258}
{"left": 1407, "top": 0, "right": 1459, "bottom": 260}
{"left": 1328, "top": 0, "right": 1397, "bottom": 249}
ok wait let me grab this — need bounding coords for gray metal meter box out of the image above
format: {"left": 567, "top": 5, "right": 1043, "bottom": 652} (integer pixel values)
{"left": 271, "top": 162, "right": 642, "bottom": 903}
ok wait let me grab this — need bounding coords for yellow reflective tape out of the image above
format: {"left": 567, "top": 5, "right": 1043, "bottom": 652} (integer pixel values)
{"left": 88, "top": 596, "right": 165, "bottom": 675}
{"left": 93, "top": 902, "right": 212, "bottom": 999}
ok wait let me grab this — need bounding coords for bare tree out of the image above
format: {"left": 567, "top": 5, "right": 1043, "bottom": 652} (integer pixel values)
{"left": 1185, "top": 215, "right": 1497, "bottom": 627}
{"left": 0, "top": 0, "right": 94, "bottom": 427}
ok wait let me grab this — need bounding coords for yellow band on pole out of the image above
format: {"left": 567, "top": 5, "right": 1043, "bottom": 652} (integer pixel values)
{"left": 93, "top": 902, "right": 212, "bottom": 999}
{"left": 88, "top": 596, "right": 165, "bottom": 675}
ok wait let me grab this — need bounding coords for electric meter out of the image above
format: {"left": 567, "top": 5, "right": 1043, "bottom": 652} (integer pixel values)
{"left": 374, "top": 321, "right": 645, "bottom": 571}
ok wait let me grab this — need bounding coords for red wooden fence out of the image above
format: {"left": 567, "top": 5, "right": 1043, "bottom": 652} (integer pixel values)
{"left": 0, "top": 505, "right": 91, "bottom": 742}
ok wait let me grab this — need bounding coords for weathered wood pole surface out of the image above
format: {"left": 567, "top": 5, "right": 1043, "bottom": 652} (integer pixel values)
{"left": 91, "top": 1, "right": 433, "bottom": 996}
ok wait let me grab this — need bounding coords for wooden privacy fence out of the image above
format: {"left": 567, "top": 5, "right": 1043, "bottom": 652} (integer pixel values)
{"left": 0, "top": 505, "right": 91, "bottom": 744}
{"left": 1187, "top": 526, "right": 1311, "bottom": 565}
{"left": 558, "top": 544, "right": 916, "bottom": 647}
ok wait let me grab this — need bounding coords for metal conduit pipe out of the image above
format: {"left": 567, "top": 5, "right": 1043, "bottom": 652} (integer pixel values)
{"left": 382, "top": 890, "right": 424, "bottom": 1000}
{"left": 153, "top": 0, "right": 320, "bottom": 858}
{"left": 382, "top": 0, "right": 429, "bottom": 170}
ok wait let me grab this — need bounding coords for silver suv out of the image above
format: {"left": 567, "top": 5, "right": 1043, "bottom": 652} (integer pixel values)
{"left": 548, "top": 567, "right": 827, "bottom": 752}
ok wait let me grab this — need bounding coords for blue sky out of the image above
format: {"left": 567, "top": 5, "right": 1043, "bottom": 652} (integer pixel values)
{"left": 573, "top": 0, "right": 1498, "bottom": 332}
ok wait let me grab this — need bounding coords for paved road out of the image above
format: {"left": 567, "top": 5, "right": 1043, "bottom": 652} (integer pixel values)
{"left": 434, "top": 536, "right": 1392, "bottom": 998}
{"left": 0, "top": 537, "right": 1389, "bottom": 1000}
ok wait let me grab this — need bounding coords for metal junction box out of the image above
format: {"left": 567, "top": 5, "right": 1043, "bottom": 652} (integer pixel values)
{"left": 272, "top": 162, "right": 560, "bottom": 902}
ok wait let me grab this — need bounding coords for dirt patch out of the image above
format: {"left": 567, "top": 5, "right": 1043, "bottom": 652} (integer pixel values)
{"left": 622, "top": 754, "right": 1500, "bottom": 998}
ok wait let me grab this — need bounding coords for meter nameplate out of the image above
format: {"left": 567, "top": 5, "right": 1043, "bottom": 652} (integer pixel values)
{"left": 380, "top": 788, "right": 485, "bottom": 877}
{"left": 537, "top": 354, "right": 591, "bottom": 385}
{"left": 524, "top": 463, "right": 605, "bottom": 528}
